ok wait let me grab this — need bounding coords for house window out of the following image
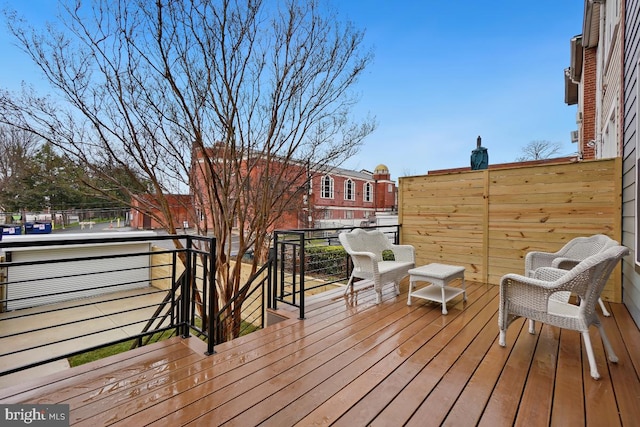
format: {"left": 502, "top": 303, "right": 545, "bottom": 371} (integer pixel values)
{"left": 344, "top": 179, "right": 355, "bottom": 201}
{"left": 388, "top": 183, "right": 393, "bottom": 193}
{"left": 321, "top": 175, "right": 334, "bottom": 199}
{"left": 364, "top": 182, "right": 373, "bottom": 202}
{"left": 345, "top": 210, "right": 354, "bottom": 219}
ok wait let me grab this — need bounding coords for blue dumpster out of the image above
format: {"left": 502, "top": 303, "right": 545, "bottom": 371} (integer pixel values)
{"left": 0, "top": 224, "right": 22, "bottom": 235}
{"left": 24, "top": 221, "right": 52, "bottom": 234}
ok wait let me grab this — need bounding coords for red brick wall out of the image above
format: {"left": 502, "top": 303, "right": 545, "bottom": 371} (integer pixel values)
{"left": 130, "top": 194, "right": 193, "bottom": 230}
{"left": 582, "top": 47, "right": 597, "bottom": 160}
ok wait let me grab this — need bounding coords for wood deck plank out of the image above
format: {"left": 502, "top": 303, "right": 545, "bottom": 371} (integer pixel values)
{"left": 369, "top": 288, "right": 500, "bottom": 427}
{"left": 513, "top": 324, "right": 558, "bottom": 426}
{"left": 286, "top": 285, "right": 489, "bottom": 427}
{"left": 1, "top": 280, "right": 639, "bottom": 427}
{"left": 264, "top": 285, "right": 490, "bottom": 427}
{"left": 582, "top": 326, "right": 621, "bottom": 427}
{"left": 441, "top": 318, "right": 525, "bottom": 426}
{"left": 404, "top": 311, "right": 500, "bottom": 426}
{"left": 600, "top": 307, "right": 640, "bottom": 426}
{"left": 0, "top": 337, "right": 193, "bottom": 402}
{"left": 550, "top": 330, "right": 585, "bottom": 427}
{"left": 476, "top": 318, "right": 540, "bottom": 426}
{"left": 105, "top": 287, "right": 403, "bottom": 426}
{"left": 171, "top": 290, "right": 433, "bottom": 426}
{"left": 224, "top": 302, "right": 436, "bottom": 426}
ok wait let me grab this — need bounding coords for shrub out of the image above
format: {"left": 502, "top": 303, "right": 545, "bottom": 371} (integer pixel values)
{"left": 305, "top": 245, "right": 347, "bottom": 276}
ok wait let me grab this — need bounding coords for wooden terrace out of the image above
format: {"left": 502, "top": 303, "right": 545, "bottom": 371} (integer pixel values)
{"left": 1, "top": 279, "right": 639, "bottom": 426}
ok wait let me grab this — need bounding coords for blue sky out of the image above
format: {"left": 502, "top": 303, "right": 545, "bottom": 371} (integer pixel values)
{"left": 337, "top": 1, "right": 582, "bottom": 177}
{"left": 0, "top": 1, "right": 582, "bottom": 178}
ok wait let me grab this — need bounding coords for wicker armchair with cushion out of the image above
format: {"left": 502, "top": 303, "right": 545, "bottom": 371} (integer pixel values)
{"left": 525, "top": 234, "right": 619, "bottom": 318}
{"left": 339, "top": 228, "right": 415, "bottom": 304}
{"left": 499, "top": 244, "right": 629, "bottom": 380}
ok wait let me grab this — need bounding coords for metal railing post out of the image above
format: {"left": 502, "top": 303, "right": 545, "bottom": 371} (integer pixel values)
{"left": 182, "top": 236, "right": 192, "bottom": 338}
{"left": 206, "top": 236, "right": 216, "bottom": 355}
{"left": 268, "top": 245, "right": 276, "bottom": 310}
{"left": 299, "top": 232, "right": 305, "bottom": 319}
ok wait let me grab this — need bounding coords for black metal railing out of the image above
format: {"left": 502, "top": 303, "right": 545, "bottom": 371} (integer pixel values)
{"left": 271, "top": 225, "right": 401, "bottom": 319}
{"left": 212, "top": 255, "right": 272, "bottom": 348}
{"left": 0, "top": 224, "right": 400, "bottom": 377}
{"left": 0, "top": 234, "right": 216, "bottom": 376}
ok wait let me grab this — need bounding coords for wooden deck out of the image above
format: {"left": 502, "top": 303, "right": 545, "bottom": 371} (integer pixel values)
{"left": 1, "top": 279, "right": 640, "bottom": 426}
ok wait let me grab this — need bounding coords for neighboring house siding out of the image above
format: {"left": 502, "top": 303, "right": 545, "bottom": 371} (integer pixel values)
{"left": 622, "top": 0, "right": 640, "bottom": 326}
{"left": 599, "top": 0, "right": 623, "bottom": 158}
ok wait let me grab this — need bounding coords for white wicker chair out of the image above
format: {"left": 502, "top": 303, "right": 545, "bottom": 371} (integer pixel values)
{"left": 339, "top": 228, "right": 415, "bottom": 304}
{"left": 499, "top": 244, "right": 629, "bottom": 379}
{"left": 525, "top": 234, "right": 619, "bottom": 318}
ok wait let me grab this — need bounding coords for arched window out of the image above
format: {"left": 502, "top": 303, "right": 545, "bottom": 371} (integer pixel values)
{"left": 364, "top": 182, "right": 373, "bottom": 202}
{"left": 322, "top": 175, "right": 334, "bottom": 198}
{"left": 344, "top": 179, "right": 355, "bottom": 200}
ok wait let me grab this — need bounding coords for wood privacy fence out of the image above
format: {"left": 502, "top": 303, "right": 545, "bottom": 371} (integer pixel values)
{"left": 398, "top": 158, "right": 623, "bottom": 302}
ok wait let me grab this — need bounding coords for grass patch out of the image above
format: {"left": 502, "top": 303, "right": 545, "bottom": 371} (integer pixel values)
{"left": 68, "top": 328, "right": 175, "bottom": 367}
{"left": 68, "top": 320, "right": 261, "bottom": 367}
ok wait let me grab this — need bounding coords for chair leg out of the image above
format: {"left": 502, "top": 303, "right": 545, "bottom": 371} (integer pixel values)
{"left": 499, "top": 330, "right": 507, "bottom": 347}
{"left": 597, "top": 322, "right": 619, "bottom": 363}
{"left": 528, "top": 319, "right": 536, "bottom": 334}
{"left": 582, "top": 331, "right": 600, "bottom": 380}
{"left": 344, "top": 274, "right": 355, "bottom": 295}
{"left": 598, "top": 298, "right": 611, "bottom": 317}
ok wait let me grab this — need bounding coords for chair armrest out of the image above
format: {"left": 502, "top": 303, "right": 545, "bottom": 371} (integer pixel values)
{"left": 348, "top": 250, "right": 377, "bottom": 262}
{"left": 390, "top": 244, "right": 415, "bottom": 262}
{"left": 500, "top": 272, "right": 572, "bottom": 312}
{"left": 551, "top": 257, "right": 580, "bottom": 270}
{"left": 533, "top": 267, "right": 568, "bottom": 282}
{"left": 347, "top": 251, "right": 379, "bottom": 275}
{"left": 524, "top": 251, "right": 558, "bottom": 275}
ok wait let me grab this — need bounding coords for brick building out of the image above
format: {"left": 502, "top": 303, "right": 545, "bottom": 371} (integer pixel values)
{"left": 130, "top": 194, "right": 193, "bottom": 230}
{"left": 311, "top": 164, "right": 398, "bottom": 229}
{"left": 192, "top": 145, "right": 398, "bottom": 231}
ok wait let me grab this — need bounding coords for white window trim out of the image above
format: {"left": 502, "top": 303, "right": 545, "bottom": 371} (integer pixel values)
{"left": 321, "top": 175, "right": 334, "bottom": 199}
{"left": 344, "top": 179, "right": 355, "bottom": 201}
{"left": 363, "top": 182, "right": 373, "bottom": 202}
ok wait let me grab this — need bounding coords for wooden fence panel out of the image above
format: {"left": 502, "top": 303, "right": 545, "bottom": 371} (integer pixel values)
{"left": 399, "top": 159, "right": 623, "bottom": 302}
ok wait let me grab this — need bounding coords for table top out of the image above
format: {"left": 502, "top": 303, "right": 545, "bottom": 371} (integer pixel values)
{"left": 408, "top": 263, "right": 465, "bottom": 279}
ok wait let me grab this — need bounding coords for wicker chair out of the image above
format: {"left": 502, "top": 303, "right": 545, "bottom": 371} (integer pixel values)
{"left": 339, "top": 228, "right": 415, "bottom": 304}
{"left": 499, "top": 245, "right": 629, "bottom": 379}
{"left": 525, "top": 234, "right": 619, "bottom": 318}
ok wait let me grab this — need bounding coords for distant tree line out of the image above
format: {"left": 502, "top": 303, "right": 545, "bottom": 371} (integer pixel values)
{"left": 0, "top": 125, "right": 146, "bottom": 212}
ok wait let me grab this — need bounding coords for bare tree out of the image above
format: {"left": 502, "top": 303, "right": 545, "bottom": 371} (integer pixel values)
{"left": 516, "top": 140, "right": 562, "bottom": 162}
{"left": 0, "top": 0, "right": 374, "bottom": 340}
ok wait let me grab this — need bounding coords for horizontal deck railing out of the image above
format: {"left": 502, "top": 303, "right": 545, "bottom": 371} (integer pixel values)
{"left": 0, "top": 225, "right": 400, "bottom": 377}
{"left": 271, "top": 225, "right": 401, "bottom": 319}
{"left": 0, "top": 234, "right": 216, "bottom": 376}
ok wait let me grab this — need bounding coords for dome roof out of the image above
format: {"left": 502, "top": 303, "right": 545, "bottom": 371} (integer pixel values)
{"left": 374, "top": 164, "right": 389, "bottom": 174}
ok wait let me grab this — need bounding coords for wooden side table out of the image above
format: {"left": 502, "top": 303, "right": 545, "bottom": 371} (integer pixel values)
{"left": 407, "top": 263, "right": 466, "bottom": 314}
